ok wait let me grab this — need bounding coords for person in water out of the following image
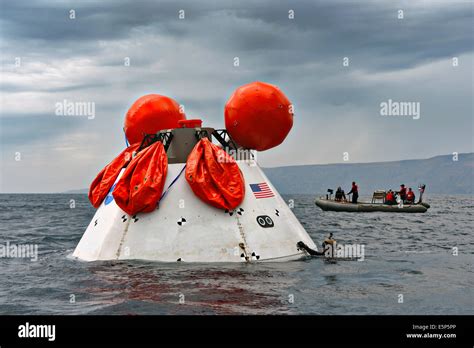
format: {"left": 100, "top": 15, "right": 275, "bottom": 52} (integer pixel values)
{"left": 335, "top": 186, "right": 346, "bottom": 202}
{"left": 398, "top": 184, "right": 407, "bottom": 202}
{"left": 297, "top": 233, "right": 334, "bottom": 257}
{"left": 406, "top": 187, "right": 415, "bottom": 204}
{"left": 385, "top": 189, "right": 396, "bottom": 205}
{"left": 347, "top": 181, "right": 359, "bottom": 203}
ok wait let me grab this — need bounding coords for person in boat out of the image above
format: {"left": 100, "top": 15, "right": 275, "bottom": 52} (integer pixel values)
{"left": 334, "top": 187, "right": 346, "bottom": 202}
{"left": 398, "top": 184, "right": 407, "bottom": 202}
{"left": 385, "top": 189, "right": 396, "bottom": 205}
{"left": 347, "top": 181, "right": 359, "bottom": 203}
{"left": 406, "top": 187, "right": 415, "bottom": 204}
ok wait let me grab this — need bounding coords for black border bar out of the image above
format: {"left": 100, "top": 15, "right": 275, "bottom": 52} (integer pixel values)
{"left": 0, "top": 315, "right": 472, "bottom": 346}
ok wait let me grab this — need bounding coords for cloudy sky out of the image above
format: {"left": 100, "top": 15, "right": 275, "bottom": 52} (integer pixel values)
{"left": 0, "top": 0, "right": 473, "bottom": 193}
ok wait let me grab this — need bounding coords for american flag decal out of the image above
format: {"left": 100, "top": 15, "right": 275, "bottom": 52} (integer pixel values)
{"left": 250, "top": 182, "right": 274, "bottom": 199}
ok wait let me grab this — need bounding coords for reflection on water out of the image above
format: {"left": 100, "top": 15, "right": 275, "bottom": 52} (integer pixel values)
{"left": 79, "top": 260, "right": 308, "bottom": 314}
{"left": 0, "top": 194, "right": 472, "bottom": 314}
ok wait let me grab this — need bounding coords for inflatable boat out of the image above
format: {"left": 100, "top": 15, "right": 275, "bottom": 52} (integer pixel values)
{"left": 315, "top": 198, "right": 430, "bottom": 213}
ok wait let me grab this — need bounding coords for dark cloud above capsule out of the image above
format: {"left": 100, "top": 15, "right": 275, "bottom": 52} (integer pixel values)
{"left": 0, "top": 0, "right": 472, "bottom": 192}
{"left": 1, "top": 0, "right": 472, "bottom": 72}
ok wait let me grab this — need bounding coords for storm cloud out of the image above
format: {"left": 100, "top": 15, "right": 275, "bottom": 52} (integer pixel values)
{"left": 1, "top": 0, "right": 473, "bottom": 192}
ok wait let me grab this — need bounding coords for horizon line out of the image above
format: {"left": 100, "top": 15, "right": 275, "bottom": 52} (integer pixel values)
{"left": 0, "top": 151, "right": 472, "bottom": 194}
{"left": 262, "top": 152, "right": 473, "bottom": 169}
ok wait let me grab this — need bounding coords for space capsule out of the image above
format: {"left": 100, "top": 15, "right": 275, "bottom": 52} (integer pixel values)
{"left": 73, "top": 83, "right": 317, "bottom": 262}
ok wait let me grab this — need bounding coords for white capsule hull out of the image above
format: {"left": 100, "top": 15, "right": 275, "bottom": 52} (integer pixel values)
{"left": 73, "top": 160, "right": 316, "bottom": 262}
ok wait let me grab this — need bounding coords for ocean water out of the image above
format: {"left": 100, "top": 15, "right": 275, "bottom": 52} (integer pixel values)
{"left": 0, "top": 193, "right": 472, "bottom": 315}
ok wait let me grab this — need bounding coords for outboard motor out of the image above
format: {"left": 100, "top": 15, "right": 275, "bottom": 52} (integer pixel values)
{"left": 327, "top": 189, "right": 334, "bottom": 200}
{"left": 418, "top": 184, "right": 426, "bottom": 203}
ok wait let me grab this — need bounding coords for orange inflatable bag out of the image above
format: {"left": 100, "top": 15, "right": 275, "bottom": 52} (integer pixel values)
{"left": 88, "top": 143, "right": 140, "bottom": 208}
{"left": 186, "top": 138, "right": 245, "bottom": 210}
{"left": 225, "top": 81, "right": 293, "bottom": 151}
{"left": 113, "top": 141, "right": 168, "bottom": 215}
{"left": 124, "top": 94, "right": 185, "bottom": 145}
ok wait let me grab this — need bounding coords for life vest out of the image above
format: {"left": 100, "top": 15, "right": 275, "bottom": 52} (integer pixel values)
{"left": 406, "top": 191, "right": 415, "bottom": 201}
{"left": 400, "top": 187, "right": 407, "bottom": 197}
{"left": 386, "top": 192, "right": 394, "bottom": 201}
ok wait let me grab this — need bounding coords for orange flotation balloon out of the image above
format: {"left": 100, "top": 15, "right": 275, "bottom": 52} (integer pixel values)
{"left": 113, "top": 141, "right": 168, "bottom": 215}
{"left": 186, "top": 138, "right": 245, "bottom": 210}
{"left": 88, "top": 143, "right": 140, "bottom": 208}
{"left": 124, "top": 94, "right": 186, "bottom": 145}
{"left": 225, "top": 81, "right": 293, "bottom": 151}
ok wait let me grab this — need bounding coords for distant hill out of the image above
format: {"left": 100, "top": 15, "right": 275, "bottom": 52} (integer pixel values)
{"left": 262, "top": 153, "right": 473, "bottom": 195}
{"left": 64, "top": 153, "right": 473, "bottom": 195}
{"left": 63, "top": 188, "right": 88, "bottom": 194}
